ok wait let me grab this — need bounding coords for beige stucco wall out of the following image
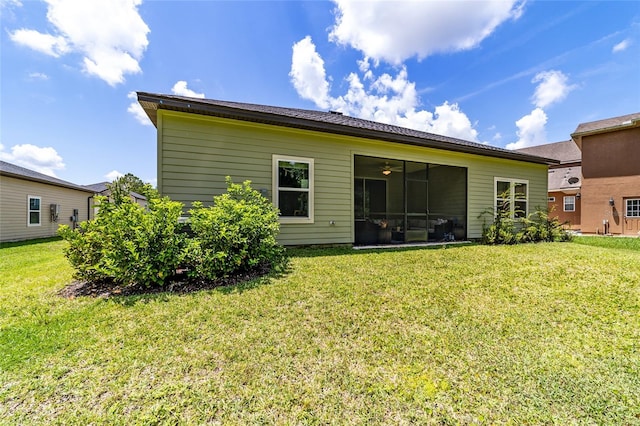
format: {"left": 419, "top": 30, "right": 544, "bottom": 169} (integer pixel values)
{"left": 0, "top": 175, "right": 93, "bottom": 242}
{"left": 157, "top": 110, "right": 549, "bottom": 245}
{"left": 578, "top": 126, "right": 640, "bottom": 235}
{"left": 580, "top": 175, "right": 640, "bottom": 235}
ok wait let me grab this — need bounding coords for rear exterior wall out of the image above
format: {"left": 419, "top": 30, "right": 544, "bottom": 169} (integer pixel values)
{"left": 157, "top": 110, "right": 549, "bottom": 245}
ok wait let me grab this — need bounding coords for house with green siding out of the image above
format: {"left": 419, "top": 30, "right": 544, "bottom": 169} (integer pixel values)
{"left": 138, "top": 92, "right": 556, "bottom": 246}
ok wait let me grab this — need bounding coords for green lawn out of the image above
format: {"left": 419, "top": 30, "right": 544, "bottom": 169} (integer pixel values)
{"left": 1, "top": 238, "right": 639, "bottom": 424}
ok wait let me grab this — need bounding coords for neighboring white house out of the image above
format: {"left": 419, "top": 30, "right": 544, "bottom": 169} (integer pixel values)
{"left": 0, "top": 161, "right": 95, "bottom": 242}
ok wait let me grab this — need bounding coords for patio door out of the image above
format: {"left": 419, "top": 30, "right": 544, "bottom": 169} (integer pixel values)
{"left": 623, "top": 198, "right": 640, "bottom": 235}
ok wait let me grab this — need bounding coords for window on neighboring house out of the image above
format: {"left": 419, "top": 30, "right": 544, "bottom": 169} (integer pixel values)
{"left": 564, "top": 196, "right": 576, "bottom": 212}
{"left": 548, "top": 197, "right": 556, "bottom": 202}
{"left": 273, "top": 155, "right": 314, "bottom": 223}
{"left": 28, "top": 196, "right": 41, "bottom": 226}
{"left": 495, "top": 178, "right": 528, "bottom": 219}
{"left": 626, "top": 199, "right": 640, "bottom": 218}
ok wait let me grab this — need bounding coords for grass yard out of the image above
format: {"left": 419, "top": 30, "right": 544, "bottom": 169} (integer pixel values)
{"left": 1, "top": 237, "right": 639, "bottom": 424}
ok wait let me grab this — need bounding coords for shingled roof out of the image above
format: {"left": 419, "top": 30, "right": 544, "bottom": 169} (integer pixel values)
{"left": 0, "top": 161, "right": 95, "bottom": 193}
{"left": 515, "top": 141, "right": 582, "bottom": 192}
{"left": 137, "top": 92, "right": 557, "bottom": 166}
{"left": 516, "top": 140, "right": 581, "bottom": 165}
{"left": 572, "top": 112, "right": 640, "bottom": 135}
{"left": 571, "top": 112, "right": 640, "bottom": 149}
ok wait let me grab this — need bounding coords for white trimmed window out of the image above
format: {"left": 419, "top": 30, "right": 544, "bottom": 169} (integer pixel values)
{"left": 563, "top": 196, "right": 576, "bottom": 212}
{"left": 626, "top": 199, "right": 640, "bottom": 218}
{"left": 495, "top": 178, "right": 528, "bottom": 219}
{"left": 28, "top": 196, "right": 41, "bottom": 226}
{"left": 548, "top": 196, "right": 556, "bottom": 202}
{"left": 273, "top": 155, "right": 314, "bottom": 223}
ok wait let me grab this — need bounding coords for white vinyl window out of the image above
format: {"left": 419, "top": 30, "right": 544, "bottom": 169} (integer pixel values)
{"left": 495, "top": 178, "right": 528, "bottom": 219}
{"left": 563, "top": 196, "right": 576, "bottom": 212}
{"left": 273, "top": 155, "right": 314, "bottom": 223}
{"left": 28, "top": 196, "right": 41, "bottom": 226}
{"left": 626, "top": 199, "right": 640, "bottom": 218}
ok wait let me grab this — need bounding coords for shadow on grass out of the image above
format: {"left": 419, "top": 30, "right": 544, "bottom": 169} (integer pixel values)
{"left": 0, "top": 236, "right": 61, "bottom": 249}
{"left": 86, "top": 261, "right": 294, "bottom": 307}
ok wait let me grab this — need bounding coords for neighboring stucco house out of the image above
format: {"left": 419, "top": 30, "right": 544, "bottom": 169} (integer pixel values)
{"left": 138, "top": 92, "right": 555, "bottom": 246}
{"left": 571, "top": 112, "right": 640, "bottom": 236}
{"left": 517, "top": 140, "right": 582, "bottom": 230}
{"left": 84, "top": 182, "right": 148, "bottom": 208}
{"left": 0, "top": 161, "right": 95, "bottom": 242}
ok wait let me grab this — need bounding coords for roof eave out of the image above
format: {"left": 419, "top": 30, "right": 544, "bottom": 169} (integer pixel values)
{"left": 0, "top": 170, "right": 96, "bottom": 193}
{"left": 138, "top": 92, "right": 558, "bottom": 166}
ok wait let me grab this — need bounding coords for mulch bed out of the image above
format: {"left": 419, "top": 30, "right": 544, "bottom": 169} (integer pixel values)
{"left": 58, "top": 265, "right": 272, "bottom": 299}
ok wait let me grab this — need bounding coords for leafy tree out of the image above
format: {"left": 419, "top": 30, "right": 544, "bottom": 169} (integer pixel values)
{"left": 107, "top": 173, "right": 158, "bottom": 204}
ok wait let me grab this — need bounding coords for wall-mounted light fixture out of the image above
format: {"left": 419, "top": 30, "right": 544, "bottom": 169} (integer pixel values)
{"left": 576, "top": 193, "right": 581, "bottom": 199}
{"left": 609, "top": 197, "right": 615, "bottom": 206}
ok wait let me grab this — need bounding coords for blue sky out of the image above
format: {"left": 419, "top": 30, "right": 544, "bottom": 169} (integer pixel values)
{"left": 1, "top": 0, "right": 639, "bottom": 185}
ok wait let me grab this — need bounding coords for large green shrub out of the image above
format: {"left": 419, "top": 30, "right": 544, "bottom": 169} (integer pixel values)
{"left": 59, "top": 194, "right": 186, "bottom": 287}
{"left": 185, "top": 177, "right": 285, "bottom": 280}
{"left": 60, "top": 177, "right": 285, "bottom": 288}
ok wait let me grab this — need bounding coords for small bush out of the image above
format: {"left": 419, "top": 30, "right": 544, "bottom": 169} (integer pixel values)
{"left": 185, "top": 177, "right": 285, "bottom": 280}
{"left": 479, "top": 201, "right": 571, "bottom": 245}
{"left": 479, "top": 197, "right": 519, "bottom": 245}
{"left": 517, "top": 208, "right": 572, "bottom": 243}
{"left": 59, "top": 194, "right": 186, "bottom": 288}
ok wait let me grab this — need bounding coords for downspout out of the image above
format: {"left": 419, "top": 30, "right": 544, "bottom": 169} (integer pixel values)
{"left": 88, "top": 195, "right": 94, "bottom": 221}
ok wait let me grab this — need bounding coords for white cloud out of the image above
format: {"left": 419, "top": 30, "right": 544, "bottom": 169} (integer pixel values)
{"left": 428, "top": 102, "right": 479, "bottom": 142}
{"left": 0, "top": 143, "right": 65, "bottom": 176}
{"left": 612, "top": 39, "right": 631, "bottom": 53}
{"left": 506, "top": 108, "right": 547, "bottom": 149}
{"left": 531, "top": 70, "right": 576, "bottom": 108}
{"left": 290, "top": 36, "right": 331, "bottom": 109}
{"left": 329, "top": 0, "right": 524, "bottom": 64}
{"left": 105, "top": 170, "right": 124, "bottom": 181}
{"left": 9, "top": 0, "right": 149, "bottom": 86}
{"left": 9, "top": 29, "right": 70, "bottom": 57}
{"left": 171, "top": 81, "right": 205, "bottom": 98}
{"left": 290, "top": 37, "right": 481, "bottom": 142}
{"left": 127, "top": 91, "right": 152, "bottom": 126}
{"left": 507, "top": 69, "right": 575, "bottom": 149}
